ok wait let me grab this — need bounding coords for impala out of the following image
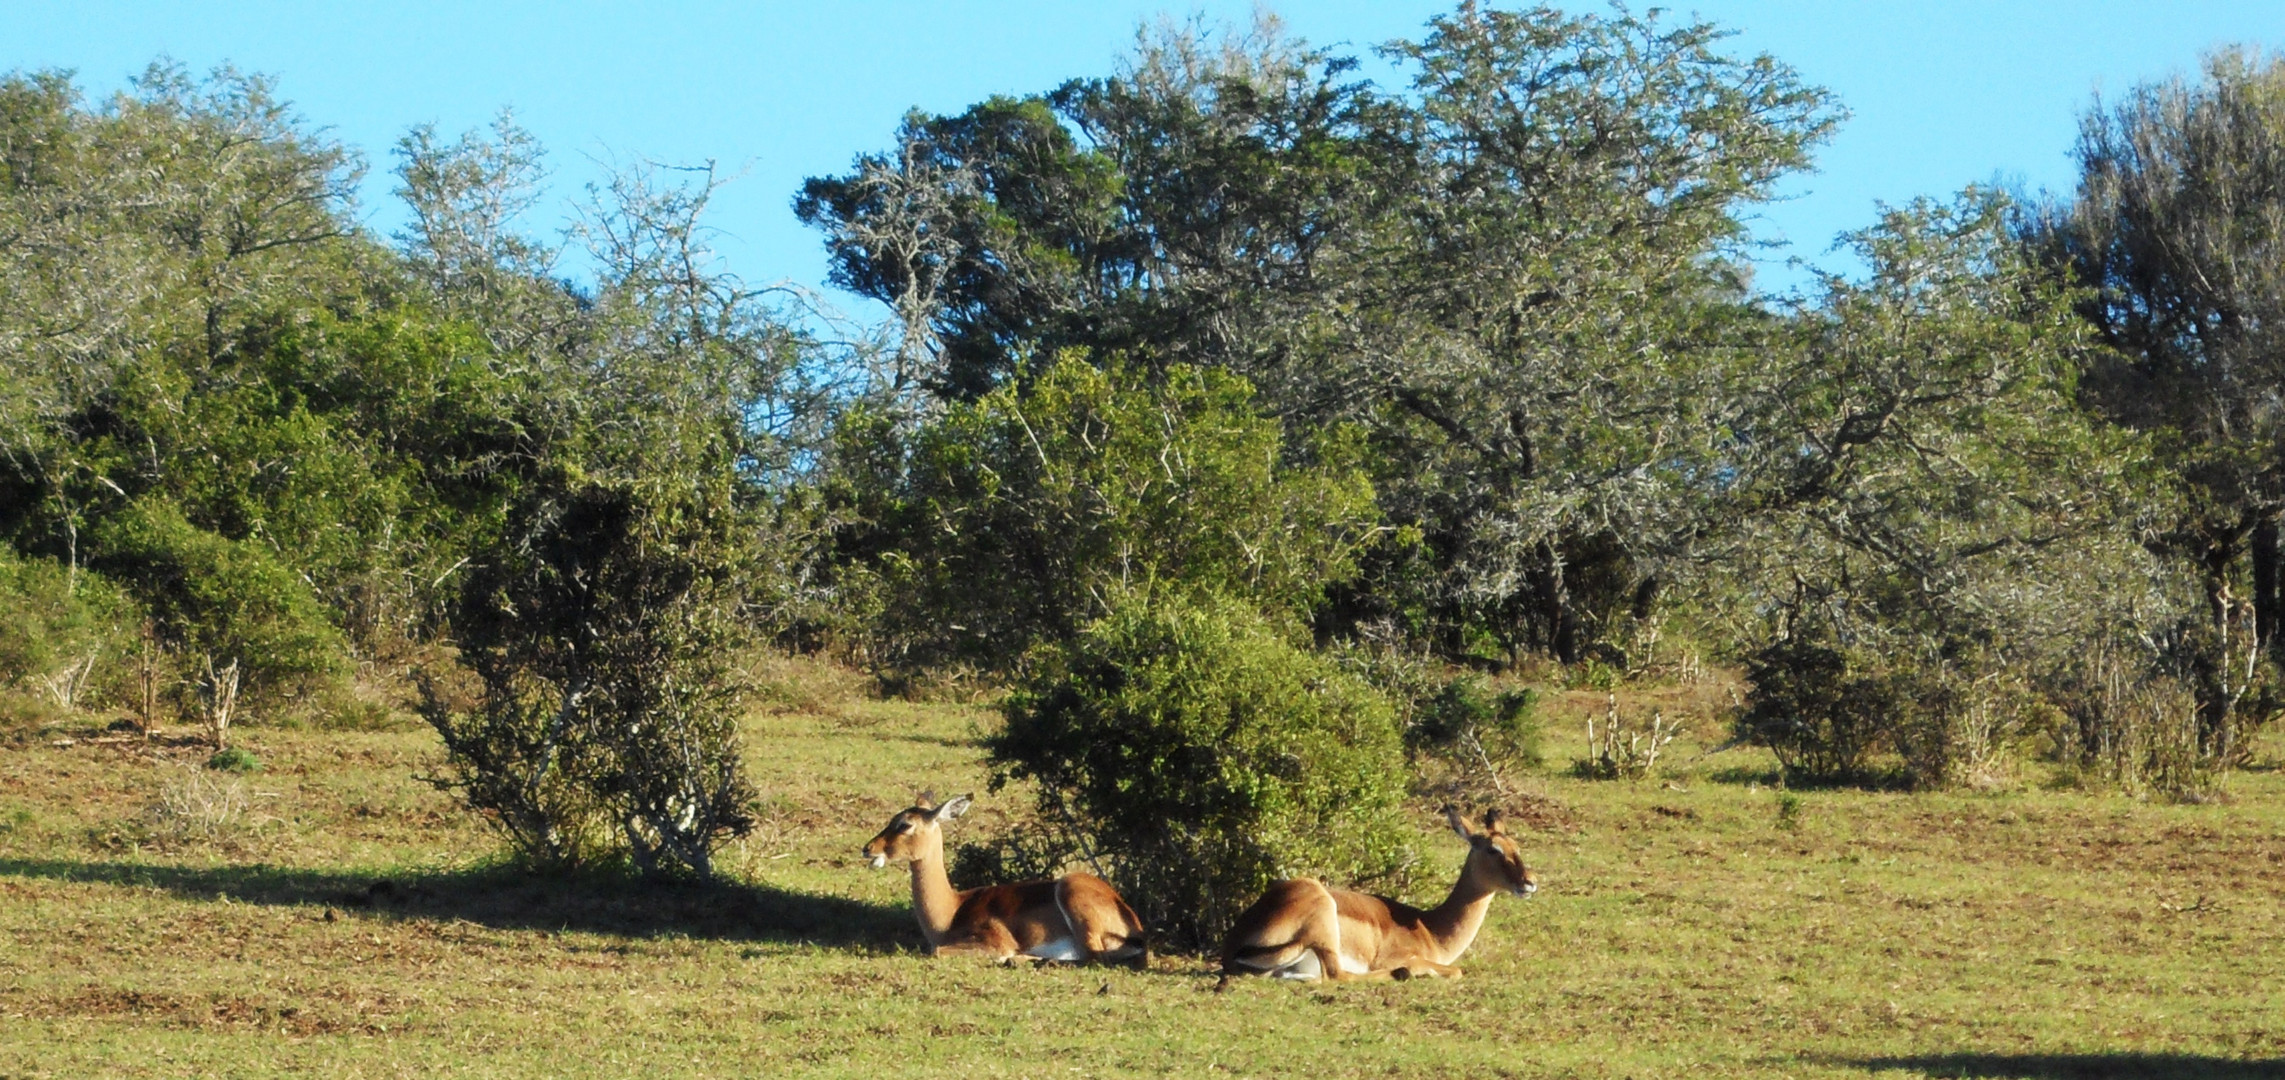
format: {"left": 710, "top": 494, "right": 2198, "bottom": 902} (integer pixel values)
{"left": 862, "top": 793, "right": 1149, "bottom": 968}
{"left": 1219, "top": 805, "right": 1536, "bottom": 982}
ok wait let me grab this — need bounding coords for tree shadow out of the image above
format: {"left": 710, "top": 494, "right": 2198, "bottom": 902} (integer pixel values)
{"left": 1845, "top": 1053, "right": 2285, "bottom": 1079}
{"left": 0, "top": 856, "right": 914, "bottom": 951}
{"left": 1705, "top": 764, "right": 1914, "bottom": 791}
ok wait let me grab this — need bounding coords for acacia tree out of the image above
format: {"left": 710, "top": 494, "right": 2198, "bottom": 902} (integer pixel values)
{"left": 2032, "top": 48, "right": 2285, "bottom": 755}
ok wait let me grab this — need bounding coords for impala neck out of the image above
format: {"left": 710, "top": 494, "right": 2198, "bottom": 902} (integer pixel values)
{"left": 1421, "top": 860, "right": 1501, "bottom": 966}
{"left": 905, "top": 828, "right": 964, "bottom": 946}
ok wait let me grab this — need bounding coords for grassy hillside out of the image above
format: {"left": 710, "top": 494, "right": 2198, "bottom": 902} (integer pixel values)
{"left": 2, "top": 668, "right": 2281, "bottom": 1079}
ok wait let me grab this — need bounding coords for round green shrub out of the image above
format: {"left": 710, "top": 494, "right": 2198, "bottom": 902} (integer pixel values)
{"left": 90, "top": 499, "right": 345, "bottom": 705}
{"left": 990, "top": 590, "right": 1415, "bottom": 948}
{"left": 207, "top": 747, "right": 262, "bottom": 773}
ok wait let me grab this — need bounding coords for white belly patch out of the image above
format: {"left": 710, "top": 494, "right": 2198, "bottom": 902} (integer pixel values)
{"left": 1024, "top": 938, "right": 1085, "bottom": 962}
{"left": 1264, "top": 950, "right": 1369, "bottom": 980}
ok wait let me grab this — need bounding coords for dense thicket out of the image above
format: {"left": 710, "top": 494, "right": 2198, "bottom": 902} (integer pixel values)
{"left": 800, "top": 5, "right": 1839, "bottom": 666}
{"left": 0, "top": 64, "right": 810, "bottom": 876}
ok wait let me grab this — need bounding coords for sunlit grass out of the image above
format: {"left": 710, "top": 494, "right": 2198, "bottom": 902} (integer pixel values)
{"left": 2, "top": 678, "right": 2281, "bottom": 1078}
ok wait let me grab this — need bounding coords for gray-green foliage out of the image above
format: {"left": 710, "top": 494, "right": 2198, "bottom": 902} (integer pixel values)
{"left": 990, "top": 591, "right": 1415, "bottom": 948}
{"left": 1727, "top": 192, "right": 2180, "bottom": 786}
{"left": 831, "top": 354, "right": 1380, "bottom": 672}
{"left": 2031, "top": 48, "right": 2285, "bottom": 761}
{"left": 802, "top": 5, "right": 1838, "bottom": 664}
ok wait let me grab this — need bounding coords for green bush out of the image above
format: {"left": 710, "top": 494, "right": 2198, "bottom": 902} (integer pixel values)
{"left": 1741, "top": 628, "right": 2047, "bottom": 789}
{"left": 90, "top": 499, "right": 345, "bottom": 708}
{"left": 422, "top": 469, "right": 759, "bottom": 879}
{"left": 206, "top": 747, "right": 261, "bottom": 773}
{"left": 0, "top": 550, "right": 141, "bottom": 711}
{"left": 990, "top": 590, "right": 1415, "bottom": 948}
{"left": 830, "top": 355, "right": 1380, "bottom": 672}
{"left": 1408, "top": 675, "right": 1541, "bottom": 769}
{"left": 1735, "top": 636, "right": 1902, "bottom": 783}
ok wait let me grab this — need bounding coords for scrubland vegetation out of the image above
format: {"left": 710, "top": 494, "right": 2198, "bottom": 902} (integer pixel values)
{"left": 3, "top": 683, "right": 2282, "bottom": 1077}
{"left": 7, "top": 3, "right": 2285, "bottom": 1075}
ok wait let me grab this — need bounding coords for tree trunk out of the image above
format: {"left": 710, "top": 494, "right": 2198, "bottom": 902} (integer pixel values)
{"left": 1532, "top": 540, "right": 1583, "bottom": 666}
{"left": 2254, "top": 514, "right": 2280, "bottom": 664}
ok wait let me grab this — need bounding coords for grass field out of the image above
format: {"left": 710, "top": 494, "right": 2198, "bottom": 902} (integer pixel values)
{"left": 3, "top": 665, "right": 2282, "bottom": 1079}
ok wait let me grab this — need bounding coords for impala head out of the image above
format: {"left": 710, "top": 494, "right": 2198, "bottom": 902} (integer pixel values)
{"left": 1447, "top": 805, "right": 1537, "bottom": 898}
{"left": 862, "top": 791, "right": 972, "bottom": 869}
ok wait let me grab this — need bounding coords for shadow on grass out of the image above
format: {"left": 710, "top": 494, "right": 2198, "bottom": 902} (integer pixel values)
{"left": 0, "top": 856, "right": 912, "bottom": 951}
{"left": 1846, "top": 1054, "right": 2285, "bottom": 1079}
{"left": 1706, "top": 764, "right": 1915, "bottom": 791}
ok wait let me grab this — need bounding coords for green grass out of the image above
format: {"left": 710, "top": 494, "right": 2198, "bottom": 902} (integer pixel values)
{"left": 2, "top": 672, "right": 2282, "bottom": 1079}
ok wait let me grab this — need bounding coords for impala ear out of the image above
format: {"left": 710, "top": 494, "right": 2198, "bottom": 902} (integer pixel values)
{"left": 1444, "top": 804, "right": 1476, "bottom": 841}
{"left": 1482, "top": 808, "right": 1506, "bottom": 836}
{"left": 916, "top": 789, "right": 937, "bottom": 811}
{"left": 935, "top": 794, "right": 974, "bottom": 821}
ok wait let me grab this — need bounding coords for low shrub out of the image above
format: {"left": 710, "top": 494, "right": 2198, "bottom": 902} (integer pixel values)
{"left": 1735, "top": 636, "right": 1906, "bottom": 783}
{"left": 1409, "top": 676, "right": 1541, "bottom": 764}
{"left": 0, "top": 551, "right": 142, "bottom": 712}
{"left": 989, "top": 590, "right": 1415, "bottom": 948}
{"left": 90, "top": 499, "right": 345, "bottom": 709}
{"left": 207, "top": 747, "right": 262, "bottom": 773}
{"left": 422, "top": 470, "right": 759, "bottom": 879}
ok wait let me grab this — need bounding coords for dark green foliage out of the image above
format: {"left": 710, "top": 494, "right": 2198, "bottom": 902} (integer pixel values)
{"left": 831, "top": 354, "right": 1379, "bottom": 672}
{"left": 1405, "top": 674, "right": 1542, "bottom": 783}
{"left": 90, "top": 499, "right": 344, "bottom": 708}
{"left": 1737, "top": 636, "right": 1906, "bottom": 783}
{"left": 990, "top": 591, "right": 1414, "bottom": 948}
{"left": 422, "top": 469, "right": 759, "bottom": 879}
{"left": 207, "top": 746, "right": 261, "bottom": 773}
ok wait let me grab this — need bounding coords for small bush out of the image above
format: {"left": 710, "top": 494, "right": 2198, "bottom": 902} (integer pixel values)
{"left": 1405, "top": 673, "right": 1543, "bottom": 798}
{"left": 90, "top": 499, "right": 345, "bottom": 708}
{"left": 990, "top": 590, "right": 1415, "bottom": 949}
{"left": 423, "top": 470, "right": 759, "bottom": 879}
{"left": 0, "top": 551, "right": 142, "bottom": 711}
{"left": 1736, "top": 637, "right": 1901, "bottom": 783}
{"left": 207, "top": 747, "right": 262, "bottom": 773}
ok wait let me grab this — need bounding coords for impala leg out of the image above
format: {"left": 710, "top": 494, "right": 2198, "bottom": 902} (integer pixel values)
{"left": 1076, "top": 919, "right": 1143, "bottom": 966}
{"left": 1313, "top": 945, "right": 1351, "bottom": 980}
{"left": 931, "top": 924, "right": 1022, "bottom": 964}
{"left": 1390, "top": 961, "right": 1462, "bottom": 980}
{"left": 1223, "top": 940, "right": 1310, "bottom": 976}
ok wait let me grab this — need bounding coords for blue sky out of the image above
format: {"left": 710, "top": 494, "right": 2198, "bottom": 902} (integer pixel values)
{"left": 10, "top": 2, "right": 2285, "bottom": 307}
